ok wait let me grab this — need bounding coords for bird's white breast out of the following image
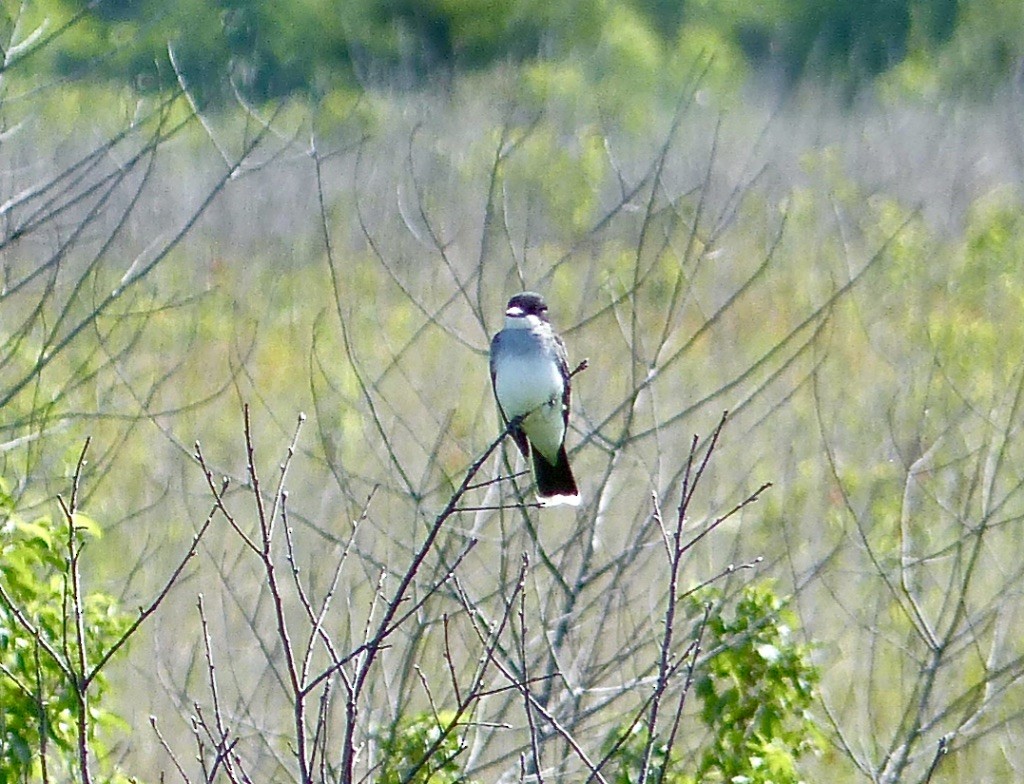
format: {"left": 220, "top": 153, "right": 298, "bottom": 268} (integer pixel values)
{"left": 494, "top": 350, "right": 562, "bottom": 417}
{"left": 494, "top": 339, "right": 566, "bottom": 460}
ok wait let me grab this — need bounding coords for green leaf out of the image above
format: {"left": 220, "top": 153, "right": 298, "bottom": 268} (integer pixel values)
{"left": 71, "top": 512, "right": 102, "bottom": 538}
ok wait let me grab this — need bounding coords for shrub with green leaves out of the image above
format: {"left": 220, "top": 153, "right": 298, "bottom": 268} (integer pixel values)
{"left": 601, "top": 721, "right": 691, "bottom": 784}
{"left": 376, "top": 710, "right": 476, "bottom": 784}
{"left": 693, "top": 581, "right": 822, "bottom": 784}
{"left": 0, "top": 478, "right": 132, "bottom": 782}
{"left": 603, "top": 581, "right": 821, "bottom": 784}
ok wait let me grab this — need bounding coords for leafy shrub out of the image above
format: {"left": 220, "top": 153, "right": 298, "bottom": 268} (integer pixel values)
{"left": 603, "top": 581, "right": 821, "bottom": 784}
{"left": 602, "top": 721, "right": 692, "bottom": 784}
{"left": 376, "top": 710, "right": 476, "bottom": 784}
{"left": 693, "top": 582, "right": 822, "bottom": 784}
{"left": 0, "top": 478, "right": 132, "bottom": 782}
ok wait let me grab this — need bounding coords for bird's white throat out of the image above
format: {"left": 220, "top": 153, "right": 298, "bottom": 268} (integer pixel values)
{"left": 504, "top": 313, "right": 544, "bottom": 330}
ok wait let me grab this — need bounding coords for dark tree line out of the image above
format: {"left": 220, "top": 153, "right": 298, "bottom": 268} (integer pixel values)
{"left": 15, "top": 0, "right": 999, "bottom": 106}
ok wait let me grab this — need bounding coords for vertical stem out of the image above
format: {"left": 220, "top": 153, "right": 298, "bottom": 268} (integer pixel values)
{"left": 242, "top": 406, "right": 311, "bottom": 782}
{"left": 60, "top": 438, "right": 93, "bottom": 784}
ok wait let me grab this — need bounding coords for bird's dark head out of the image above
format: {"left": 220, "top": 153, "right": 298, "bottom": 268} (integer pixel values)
{"left": 505, "top": 291, "right": 549, "bottom": 321}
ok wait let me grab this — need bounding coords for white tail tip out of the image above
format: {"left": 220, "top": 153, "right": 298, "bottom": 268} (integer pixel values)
{"left": 537, "top": 493, "right": 581, "bottom": 508}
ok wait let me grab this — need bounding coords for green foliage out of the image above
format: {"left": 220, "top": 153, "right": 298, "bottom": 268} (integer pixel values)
{"left": 692, "top": 582, "right": 822, "bottom": 784}
{"left": 376, "top": 710, "right": 475, "bottom": 784}
{"left": 884, "top": 0, "right": 1021, "bottom": 99}
{"left": 601, "top": 721, "right": 693, "bottom": 784}
{"left": 928, "top": 188, "right": 1024, "bottom": 398}
{"left": 495, "top": 123, "right": 609, "bottom": 236}
{"left": 0, "top": 479, "right": 133, "bottom": 782}
{"left": 18, "top": 0, "right": 1017, "bottom": 109}
{"left": 602, "top": 582, "right": 821, "bottom": 784}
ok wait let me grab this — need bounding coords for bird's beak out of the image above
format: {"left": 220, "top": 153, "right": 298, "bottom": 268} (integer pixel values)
{"left": 506, "top": 306, "right": 525, "bottom": 317}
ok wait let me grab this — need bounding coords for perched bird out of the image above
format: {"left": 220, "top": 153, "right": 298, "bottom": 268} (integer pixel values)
{"left": 489, "top": 291, "right": 580, "bottom": 506}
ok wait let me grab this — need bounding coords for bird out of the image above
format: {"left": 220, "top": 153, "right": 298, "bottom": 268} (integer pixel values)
{"left": 489, "top": 291, "right": 580, "bottom": 506}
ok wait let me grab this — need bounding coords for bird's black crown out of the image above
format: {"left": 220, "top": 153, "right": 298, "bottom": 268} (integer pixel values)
{"left": 506, "top": 291, "right": 548, "bottom": 317}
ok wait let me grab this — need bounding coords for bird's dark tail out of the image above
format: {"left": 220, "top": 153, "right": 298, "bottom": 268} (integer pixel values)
{"left": 532, "top": 445, "right": 580, "bottom": 506}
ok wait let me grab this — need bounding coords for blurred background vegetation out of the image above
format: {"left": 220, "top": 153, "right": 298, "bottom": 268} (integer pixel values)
{"left": 13, "top": 0, "right": 1024, "bottom": 105}
{"left": 4, "top": 0, "right": 1024, "bottom": 781}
